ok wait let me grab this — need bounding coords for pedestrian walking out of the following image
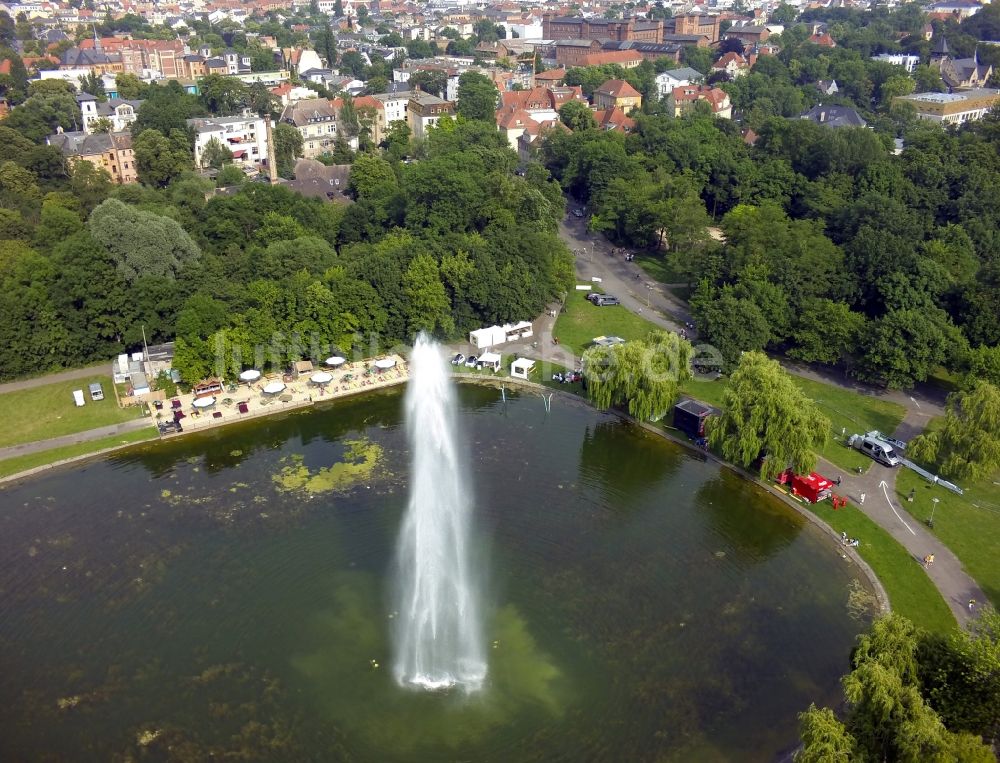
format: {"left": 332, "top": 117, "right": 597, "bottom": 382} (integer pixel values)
{"left": 859, "top": 492, "right": 866, "bottom": 505}
{"left": 835, "top": 476, "right": 842, "bottom": 486}
{"left": 969, "top": 598, "right": 976, "bottom": 612}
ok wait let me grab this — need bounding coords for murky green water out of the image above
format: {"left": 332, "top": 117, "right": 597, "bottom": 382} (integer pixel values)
{"left": 0, "top": 386, "right": 871, "bottom": 761}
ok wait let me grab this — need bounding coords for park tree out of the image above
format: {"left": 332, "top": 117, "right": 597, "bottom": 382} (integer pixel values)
{"left": 3, "top": 88, "right": 81, "bottom": 142}
{"left": 582, "top": 331, "right": 693, "bottom": 421}
{"left": 789, "top": 299, "right": 867, "bottom": 366}
{"left": 133, "top": 128, "right": 192, "bottom": 186}
{"left": 403, "top": 253, "right": 453, "bottom": 337}
{"left": 131, "top": 81, "right": 203, "bottom": 135}
{"left": 795, "top": 706, "right": 856, "bottom": 762}
{"left": 0, "top": 160, "right": 41, "bottom": 218}
{"left": 558, "top": 99, "right": 597, "bottom": 131}
{"left": 198, "top": 73, "right": 248, "bottom": 115}
{"left": 273, "top": 122, "right": 303, "bottom": 178}
{"left": 839, "top": 615, "right": 994, "bottom": 762}
{"left": 456, "top": 71, "right": 499, "bottom": 122}
{"left": 919, "top": 607, "right": 1000, "bottom": 740}
{"left": 78, "top": 72, "right": 106, "bottom": 100}
{"left": 409, "top": 69, "right": 447, "bottom": 98}
{"left": 858, "top": 308, "right": 966, "bottom": 389}
{"left": 908, "top": 381, "right": 1000, "bottom": 481}
{"left": 115, "top": 72, "right": 148, "bottom": 100}
{"left": 707, "top": 350, "right": 829, "bottom": 478}
{"left": 200, "top": 136, "right": 233, "bottom": 169}
{"left": 88, "top": 198, "right": 201, "bottom": 284}
{"left": 69, "top": 160, "right": 113, "bottom": 214}
{"left": 691, "top": 286, "right": 771, "bottom": 368}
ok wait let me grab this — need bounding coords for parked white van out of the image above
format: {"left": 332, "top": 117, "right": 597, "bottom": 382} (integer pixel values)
{"left": 849, "top": 433, "right": 901, "bottom": 467}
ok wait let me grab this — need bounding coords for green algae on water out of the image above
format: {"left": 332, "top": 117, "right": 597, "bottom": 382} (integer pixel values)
{"left": 273, "top": 439, "right": 383, "bottom": 495}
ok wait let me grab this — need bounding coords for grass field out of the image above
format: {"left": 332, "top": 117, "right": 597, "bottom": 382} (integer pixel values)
{"left": 0, "top": 428, "right": 156, "bottom": 479}
{"left": 790, "top": 377, "right": 907, "bottom": 474}
{"left": 634, "top": 253, "right": 685, "bottom": 285}
{"left": 895, "top": 468, "right": 1000, "bottom": 610}
{"left": 800, "top": 499, "right": 956, "bottom": 634}
{"left": 678, "top": 375, "right": 905, "bottom": 474}
{"left": 0, "top": 377, "right": 143, "bottom": 449}
{"left": 553, "top": 291, "right": 663, "bottom": 355}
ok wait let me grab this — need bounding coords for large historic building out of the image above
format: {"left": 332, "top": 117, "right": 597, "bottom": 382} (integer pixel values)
{"left": 542, "top": 14, "right": 664, "bottom": 44}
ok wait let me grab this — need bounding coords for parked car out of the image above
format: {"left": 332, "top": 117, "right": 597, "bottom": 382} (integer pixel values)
{"left": 572, "top": 208, "right": 584, "bottom": 218}
{"left": 465, "top": 355, "right": 478, "bottom": 368}
{"left": 586, "top": 292, "right": 606, "bottom": 304}
{"left": 594, "top": 295, "right": 620, "bottom": 306}
{"left": 451, "top": 353, "right": 465, "bottom": 365}
{"left": 848, "top": 433, "right": 901, "bottom": 467}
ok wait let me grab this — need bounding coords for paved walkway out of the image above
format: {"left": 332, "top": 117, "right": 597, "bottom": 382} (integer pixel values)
{"left": 558, "top": 209, "right": 983, "bottom": 626}
{"left": 0, "top": 418, "right": 155, "bottom": 461}
{"left": 0, "top": 363, "right": 107, "bottom": 395}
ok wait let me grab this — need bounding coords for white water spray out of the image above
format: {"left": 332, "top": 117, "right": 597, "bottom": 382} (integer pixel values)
{"left": 392, "top": 334, "right": 487, "bottom": 691}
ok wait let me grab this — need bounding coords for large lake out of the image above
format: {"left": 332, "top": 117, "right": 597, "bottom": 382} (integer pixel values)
{"left": 0, "top": 385, "right": 871, "bottom": 761}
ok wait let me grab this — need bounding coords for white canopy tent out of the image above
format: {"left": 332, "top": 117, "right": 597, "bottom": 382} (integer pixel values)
{"left": 262, "top": 381, "right": 286, "bottom": 395}
{"left": 324, "top": 356, "right": 347, "bottom": 367}
{"left": 310, "top": 371, "right": 333, "bottom": 384}
{"left": 477, "top": 352, "right": 502, "bottom": 373}
{"left": 239, "top": 369, "right": 261, "bottom": 382}
{"left": 192, "top": 396, "right": 216, "bottom": 409}
{"left": 374, "top": 358, "right": 397, "bottom": 370}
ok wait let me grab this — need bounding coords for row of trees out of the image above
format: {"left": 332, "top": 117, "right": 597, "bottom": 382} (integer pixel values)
{"left": 541, "top": 69, "right": 998, "bottom": 388}
{"left": 797, "top": 611, "right": 1000, "bottom": 761}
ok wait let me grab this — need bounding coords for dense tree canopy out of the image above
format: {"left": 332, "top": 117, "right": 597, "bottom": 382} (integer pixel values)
{"left": 707, "top": 351, "right": 829, "bottom": 478}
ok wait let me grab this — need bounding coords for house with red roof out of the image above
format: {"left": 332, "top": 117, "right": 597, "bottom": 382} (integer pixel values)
{"left": 593, "top": 79, "right": 642, "bottom": 112}
{"left": 668, "top": 85, "right": 732, "bottom": 118}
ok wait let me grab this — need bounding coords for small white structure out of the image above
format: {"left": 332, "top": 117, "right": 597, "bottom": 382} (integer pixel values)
{"left": 469, "top": 321, "right": 534, "bottom": 349}
{"left": 575, "top": 284, "right": 593, "bottom": 291}
{"left": 72, "top": 389, "right": 85, "bottom": 407}
{"left": 477, "top": 352, "right": 502, "bottom": 373}
{"left": 511, "top": 357, "right": 535, "bottom": 380}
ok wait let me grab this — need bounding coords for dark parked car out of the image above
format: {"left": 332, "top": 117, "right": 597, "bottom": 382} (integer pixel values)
{"left": 451, "top": 353, "right": 465, "bottom": 365}
{"left": 586, "top": 292, "right": 606, "bottom": 304}
{"left": 572, "top": 208, "right": 584, "bottom": 218}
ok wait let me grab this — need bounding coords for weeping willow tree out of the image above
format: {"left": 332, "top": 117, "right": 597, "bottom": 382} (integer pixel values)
{"left": 908, "top": 381, "right": 1000, "bottom": 481}
{"left": 706, "top": 351, "right": 829, "bottom": 479}
{"left": 582, "top": 331, "right": 693, "bottom": 422}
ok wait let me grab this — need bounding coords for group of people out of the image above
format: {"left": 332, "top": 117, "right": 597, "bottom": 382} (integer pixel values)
{"left": 610, "top": 248, "right": 635, "bottom": 261}
{"left": 551, "top": 371, "right": 583, "bottom": 384}
{"left": 841, "top": 532, "right": 861, "bottom": 548}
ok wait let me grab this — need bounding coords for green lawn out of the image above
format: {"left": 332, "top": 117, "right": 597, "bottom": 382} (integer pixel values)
{"left": 801, "top": 500, "right": 956, "bottom": 634}
{"left": 0, "top": 377, "right": 143, "bottom": 449}
{"left": 0, "top": 428, "right": 156, "bottom": 479}
{"left": 678, "top": 374, "right": 906, "bottom": 474}
{"left": 634, "top": 252, "right": 684, "bottom": 285}
{"left": 554, "top": 291, "right": 663, "bottom": 355}
{"left": 895, "top": 468, "right": 1000, "bottom": 610}
{"left": 790, "top": 377, "right": 907, "bottom": 474}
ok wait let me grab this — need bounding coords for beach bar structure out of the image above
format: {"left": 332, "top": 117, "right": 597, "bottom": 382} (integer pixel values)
{"left": 469, "top": 321, "right": 534, "bottom": 349}
{"left": 511, "top": 357, "right": 535, "bottom": 379}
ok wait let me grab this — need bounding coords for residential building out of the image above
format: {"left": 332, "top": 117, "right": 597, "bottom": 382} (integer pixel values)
{"left": 593, "top": 106, "right": 636, "bottom": 133}
{"left": 59, "top": 46, "right": 124, "bottom": 75}
{"left": 593, "top": 79, "right": 642, "bottom": 112}
{"left": 47, "top": 130, "right": 137, "bottom": 184}
{"left": 188, "top": 115, "right": 269, "bottom": 171}
{"left": 494, "top": 85, "right": 586, "bottom": 149}
{"left": 712, "top": 51, "right": 751, "bottom": 79}
{"left": 799, "top": 104, "right": 867, "bottom": 128}
{"left": 935, "top": 45, "right": 993, "bottom": 89}
{"left": 871, "top": 53, "right": 920, "bottom": 73}
{"left": 668, "top": 85, "right": 732, "bottom": 118}
{"left": 926, "top": 0, "right": 983, "bottom": 20}
{"left": 808, "top": 32, "right": 836, "bottom": 47}
{"left": 535, "top": 68, "right": 567, "bottom": 87}
{"left": 76, "top": 93, "right": 142, "bottom": 134}
{"left": 893, "top": 88, "right": 1000, "bottom": 124}
{"left": 407, "top": 91, "right": 455, "bottom": 139}
{"left": 371, "top": 90, "right": 413, "bottom": 144}
{"left": 655, "top": 67, "right": 704, "bottom": 97}
{"left": 280, "top": 98, "right": 339, "bottom": 159}
{"left": 726, "top": 22, "right": 770, "bottom": 47}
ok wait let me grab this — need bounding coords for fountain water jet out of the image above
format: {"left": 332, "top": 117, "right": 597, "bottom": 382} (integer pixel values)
{"left": 392, "top": 334, "right": 487, "bottom": 691}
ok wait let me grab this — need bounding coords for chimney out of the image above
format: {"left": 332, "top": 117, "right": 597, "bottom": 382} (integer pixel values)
{"left": 264, "top": 117, "right": 278, "bottom": 184}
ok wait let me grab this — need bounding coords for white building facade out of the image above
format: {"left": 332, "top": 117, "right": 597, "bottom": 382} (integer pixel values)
{"left": 188, "top": 115, "right": 269, "bottom": 170}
